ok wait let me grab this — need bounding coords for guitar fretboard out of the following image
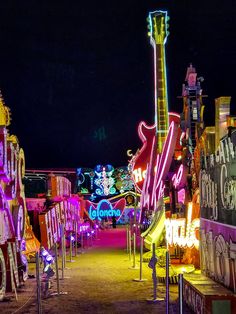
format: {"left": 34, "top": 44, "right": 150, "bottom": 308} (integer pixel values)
{"left": 155, "top": 44, "right": 169, "bottom": 151}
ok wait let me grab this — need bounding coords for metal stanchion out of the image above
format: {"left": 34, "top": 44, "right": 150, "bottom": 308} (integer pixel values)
{"left": 166, "top": 250, "right": 169, "bottom": 314}
{"left": 75, "top": 224, "right": 78, "bottom": 257}
{"left": 68, "top": 231, "right": 75, "bottom": 262}
{"left": 69, "top": 232, "right": 72, "bottom": 261}
{"left": 178, "top": 273, "right": 183, "bottom": 314}
{"left": 133, "top": 236, "right": 147, "bottom": 282}
{"left": 36, "top": 252, "right": 42, "bottom": 314}
{"left": 147, "top": 243, "right": 164, "bottom": 303}
{"left": 62, "top": 225, "right": 67, "bottom": 268}
{"left": 60, "top": 224, "right": 65, "bottom": 279}
{"left": 126, "top": 224, "right": 129, "bottom": 253}
{"left": 133, "top": 232, "right": 136, "bottom": 268}
{"left": 129, "top": 232, "right": 139, "bottom": 269}
{"left": 128, "top": 229, "right": 132, "bottom": 260}
{"left": 80, "top": 232, "right": 84, "bottom": 253}
{"left": 51, "top": 243, "right": 68, "bottom": 296}
{"left": 55, "top": 243, "right": 60, "bottom": 295}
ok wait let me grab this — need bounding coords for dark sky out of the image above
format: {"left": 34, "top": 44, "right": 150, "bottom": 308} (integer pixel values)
{"left": 0, "top": 1, "right": 235, "bottom": 169}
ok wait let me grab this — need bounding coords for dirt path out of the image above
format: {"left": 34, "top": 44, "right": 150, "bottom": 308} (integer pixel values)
{"left": 2, "top": 227, "right": 192, "bottom": 313}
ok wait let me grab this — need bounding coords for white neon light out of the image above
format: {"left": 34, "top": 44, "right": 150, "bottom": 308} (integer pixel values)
{"left": 165, "top": 202, "right": 199, "bottom": 249}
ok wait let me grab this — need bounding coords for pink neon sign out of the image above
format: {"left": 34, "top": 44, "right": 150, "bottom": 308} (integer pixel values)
{"left": 140, "top": 120, "right": 179, "bottom": 219}
{"left": 132, "top": 113, "right": 182, "bottom": 193}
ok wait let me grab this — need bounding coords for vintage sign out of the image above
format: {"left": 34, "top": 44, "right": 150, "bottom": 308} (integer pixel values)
{"left": 39, "top": 197, "right": 81, "bottom": 249}
{"left": 200, "top": 136, "right": 236, "bottom": 224}
{"left": 200, "top": 132, "right": 236, "bottom": 292}
{"left": 86, "top": 198, "right": 126, "bottom": 221}
{"left": 165, "top": 202, "right": 200, "bottom": 249}
{"left": 0, "top": 98, "right": 30, "bottom": 300}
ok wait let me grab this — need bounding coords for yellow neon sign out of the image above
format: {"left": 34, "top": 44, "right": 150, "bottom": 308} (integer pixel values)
{"left": 165, "top": 202, "right": 200, "bottom": 249}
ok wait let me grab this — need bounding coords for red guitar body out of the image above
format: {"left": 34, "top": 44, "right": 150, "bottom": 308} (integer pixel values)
{"left": 132, "top": 113, "right": 182, "bottom": 193}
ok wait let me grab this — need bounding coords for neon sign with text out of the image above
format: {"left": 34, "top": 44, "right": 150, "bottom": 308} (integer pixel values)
{"left": 86, "top": 198, "right": 126, "bottom": 221}
{"left": 140, "top": 120, "right": 179, "bottom": 215}
{"left": 165, "top": 202, "right": 200, "bottom": 248}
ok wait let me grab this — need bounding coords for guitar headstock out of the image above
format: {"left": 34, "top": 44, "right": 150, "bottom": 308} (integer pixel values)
{"left": 147, "top": 10, "right": 169, "bottom": 45}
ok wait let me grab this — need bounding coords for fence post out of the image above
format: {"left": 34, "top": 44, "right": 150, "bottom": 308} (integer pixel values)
{"left": 75, "top": 223, "right": 78, "bottom": 257}
{"left": 54, "top": 243, "right": 60, "bottom": 295}
{"left": 69, "top": 231, "right": 75, "bottom": 262}
{"left": 60, "top": 224, "right": 65, "bottom": 279}
{"left": 128, "top": 229, "right": 132, "bottom": 260}
{"left": 36, "top": 252, "right": 42, "bottom": 314}
{"left": 166, "top": 250, "right": 169, "bottom": 314}
{"left": 126, "top": 224, "right": 129, "bottom": 253}
{"left": 133, "top": 236, "right": 147, "bottom": 282}
{"left": 178, "top": 273, "right": 183, "bottom": 314}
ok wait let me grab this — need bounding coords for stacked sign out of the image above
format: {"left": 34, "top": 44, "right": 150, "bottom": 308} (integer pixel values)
{"left": 0, "top": 94, "right": 33, "bottom": 300}
{"left": 200, "top": 132, "right": 236, "bottom": 291}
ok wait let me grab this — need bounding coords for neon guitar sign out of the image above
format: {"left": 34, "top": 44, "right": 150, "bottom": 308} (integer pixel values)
{"left": 132, "top": 11, "right": 181, "bottom": 201}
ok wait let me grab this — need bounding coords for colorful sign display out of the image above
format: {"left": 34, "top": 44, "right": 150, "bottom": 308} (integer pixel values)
{"left": 139, "top": 119, "right": 179, "bottom": 215}
{"left": 49, "top": 175, "right": 71, "bottom": 199}
{"left": 39, "top": 196, "right": 81, "bottom": 249}
{"left": 165, "top": 202, "right": 200, "bottom": 249}
{"left": 0, "top": 97, "right": 30, "bottom": 300}
{"left": 200, "top": 136, "right": 236, "bottom": 224}
{"left": 200, "top": 133, "right": 236, "bottom": 292}
{"left": 85, "top": 198, "right": 126, "bottom": 221}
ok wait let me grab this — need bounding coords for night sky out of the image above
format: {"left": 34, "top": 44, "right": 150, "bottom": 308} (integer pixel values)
{"left": 0, "top": 1, "right": 235, "bottom": 169}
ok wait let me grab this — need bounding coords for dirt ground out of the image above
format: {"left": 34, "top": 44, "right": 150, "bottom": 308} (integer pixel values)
{"left": 1, "top": 227, "right": 192, "bottom": 313}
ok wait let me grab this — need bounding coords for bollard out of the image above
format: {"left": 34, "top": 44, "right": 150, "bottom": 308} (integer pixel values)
{"left": 133, "top": 236, "right": 147, "bottom": 282}
{"left": 166, "top": 250, "right": 169, "bottom": 314}
{"left": 178, "top": 273, "right": 183, "bottom": 314}
{"left": 36, "top": 252, "right": 42, "bottom": 314}
{"left": 147, "top": 243, "right": 164, "bottom": 303}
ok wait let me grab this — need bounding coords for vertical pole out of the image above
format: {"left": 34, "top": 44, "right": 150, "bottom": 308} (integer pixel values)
{"left": 133, "top": 232, "right": 136, "bottom": 268}
{"left": 139, "top": 237, "right": 143, "bottom": 280}
{"left": 54, "top": 243, "right": 60, "bottom": 295}
{"left": 63, "top": 224, "right": 66, "bottom": 268}
{"left": 166, "top": 250, "right": 169, "bottom": 314}
{"left": 61, "top": 224, "right": 64, "bottom": 279}
{"left": 69, "top": 231, "right": 72, "bottom": 262}
{"left": 36, "top": 252, "right": 42, "bottom": 314}
{"left": 133, "top": 236, "right": 147, "bottom": 282}
{"left": 129, "top": 229, "right": 132, "bottom": 260}
{"left": 75, "top": 223, "right": 78, "bottom": 257}
{"left": 178, "top": 273, "right": 183, "bottom": 314}
{"left": 152, "top": 243, "right": 157, "bottom": 301}
{"left": 126, "top": 224, "right": 129, "bottom": 253}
